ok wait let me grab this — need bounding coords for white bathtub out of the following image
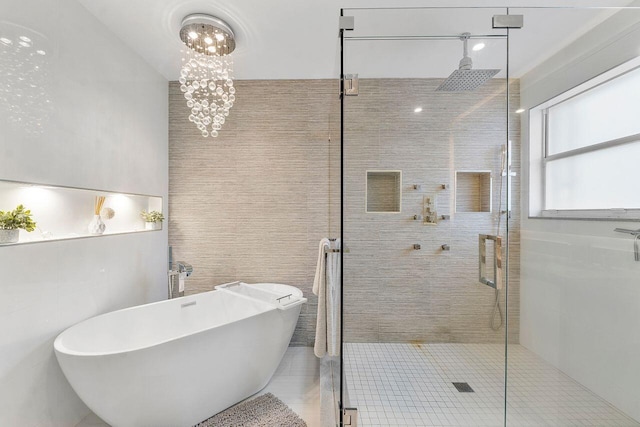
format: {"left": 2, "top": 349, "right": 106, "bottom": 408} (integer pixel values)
{"left": 54, "top": 282, "right": 306, "bottom": 427}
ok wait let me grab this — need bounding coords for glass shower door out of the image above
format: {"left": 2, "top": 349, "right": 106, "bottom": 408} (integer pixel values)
{"left": 340, "top": 7, "right": 514, "bottom": 426}
{"left": 506, "top": 6, "right": 640, "bottom": 427}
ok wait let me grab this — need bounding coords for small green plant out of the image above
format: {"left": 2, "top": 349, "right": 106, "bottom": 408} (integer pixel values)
{"left": 0, "top": 204, "right": 37, "bottom": 231}
{"left": 140, "top": 210, "right": 164, "bottom": 223}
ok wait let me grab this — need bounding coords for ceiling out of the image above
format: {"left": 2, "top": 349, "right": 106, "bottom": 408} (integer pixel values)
{"left": 76, "top": 0, "right": 636, "bottom": 81}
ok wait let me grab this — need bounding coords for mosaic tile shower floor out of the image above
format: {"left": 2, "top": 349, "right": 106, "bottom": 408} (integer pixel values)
{"left": 344, "top": 343, "right": 638, "bottom": 427}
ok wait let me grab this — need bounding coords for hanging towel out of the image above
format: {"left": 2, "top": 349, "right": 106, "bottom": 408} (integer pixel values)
{"left": 313, "top": 238, "right": 341, "bottom": 358}
{"left": 313, "top": 238, "right": 330, "bottom": 296}
{"left": 313, "top": 238, "right": 330, "bottom": 358}
{"left": 326, "top": 239, "right": 341, "bottom": 357}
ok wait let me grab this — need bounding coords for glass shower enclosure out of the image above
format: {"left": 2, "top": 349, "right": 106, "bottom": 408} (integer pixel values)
{"left": 337, "top": 5, "right": 640, "bottom": 427}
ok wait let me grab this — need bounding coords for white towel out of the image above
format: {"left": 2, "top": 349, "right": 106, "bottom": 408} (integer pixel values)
{"left": 313, "top": 238, "right": 341, "bottom": 358}
{"left": 326, "top": 239, "right": 341, "bottom": 357}
{"left": 313, "top": 238, "right": 330, "bottom": 358}
{"left": 313, "top": 238, "right": 330, "bottom": 296}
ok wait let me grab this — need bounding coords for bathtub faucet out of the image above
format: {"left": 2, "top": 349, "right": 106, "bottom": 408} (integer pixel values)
{"left": 176, "top": 261, "right": 193, "bottom": 277}
{"left": 168, "top": 261, "right": 193, "bottom": 299}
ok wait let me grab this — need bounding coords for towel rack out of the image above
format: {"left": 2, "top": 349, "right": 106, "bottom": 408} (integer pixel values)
{"left": 324, "top": 247, "right": 350, "bottom": 253}
{"left": 324, "top": 238, "right": 349, "bottom": 254}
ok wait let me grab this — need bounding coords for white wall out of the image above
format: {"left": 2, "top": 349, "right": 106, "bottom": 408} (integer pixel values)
{"left": 0, "top": 0, "right": 168, "bottom": 425}
{"left": 519, "top": 8, "right": 640, "bottom": 422}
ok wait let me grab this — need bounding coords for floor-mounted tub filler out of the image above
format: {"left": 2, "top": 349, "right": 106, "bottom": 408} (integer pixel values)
{"left": 54, "top": 282, "right": 306, "bottom": 427}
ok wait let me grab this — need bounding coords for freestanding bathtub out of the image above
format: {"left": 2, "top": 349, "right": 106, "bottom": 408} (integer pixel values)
{"left": 54, "top": 282, "right": 306, "bottom": 427}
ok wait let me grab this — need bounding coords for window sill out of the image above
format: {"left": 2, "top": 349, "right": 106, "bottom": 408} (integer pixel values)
{"left": 530, "top": 209, "right": 640, "bottom": 221}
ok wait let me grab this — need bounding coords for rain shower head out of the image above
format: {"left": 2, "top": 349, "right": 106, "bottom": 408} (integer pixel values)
{"left": 436, "top": 33, "right": 499, "bottom": 92}
{"left": 436, "top": 69, "right": 500, "bottom": 91}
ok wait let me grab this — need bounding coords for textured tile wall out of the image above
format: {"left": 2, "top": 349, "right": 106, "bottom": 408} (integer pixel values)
{"left": 169, "top": 80, "right": 340, "bottom": 346}
{"left": 169, "top": 78, "right": 520, "bottom": 347}
{"left": 343, "top": 78, "right": 521, "bottom": 344}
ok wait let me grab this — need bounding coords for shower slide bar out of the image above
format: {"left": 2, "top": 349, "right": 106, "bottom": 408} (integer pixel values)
{"left": 614, "top": 228, "right": 640, "bottom": 261}
{"left": 479, "top": 234, "right": 503, "bottom": 289}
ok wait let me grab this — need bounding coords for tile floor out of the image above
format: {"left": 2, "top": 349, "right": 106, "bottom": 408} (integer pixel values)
{"left": 75, "top": 346, "right": 321, "bottom": 427}
{"left": 344, "top": 343, "right": 640, "bottom": 427}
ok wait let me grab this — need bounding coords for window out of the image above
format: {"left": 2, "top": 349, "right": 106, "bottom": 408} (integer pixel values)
{"left": 529, "top": 57, "right": 640, "bottom": 219}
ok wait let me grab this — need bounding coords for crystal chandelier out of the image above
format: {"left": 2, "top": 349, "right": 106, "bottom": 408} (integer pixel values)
{"left": 178, "top": 14, "right": 236, "bottom": 138}
{"left": 0, "top": 23, "right": 51, "bottom": 135}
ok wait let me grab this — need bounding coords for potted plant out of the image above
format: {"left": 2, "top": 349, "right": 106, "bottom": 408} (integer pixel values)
{"left": 0, "top": 204, "right": 37, "bottom": 244}
{"left": 141, "top": 210, "right": 164, "bottom": 230}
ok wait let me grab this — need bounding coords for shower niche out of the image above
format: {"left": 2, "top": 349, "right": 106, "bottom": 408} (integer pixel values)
{"left": 366, "top": 170, "right": 401, "bottom": 213}
{"left": 455, "top": 171, "right": 492, "bottom": 213}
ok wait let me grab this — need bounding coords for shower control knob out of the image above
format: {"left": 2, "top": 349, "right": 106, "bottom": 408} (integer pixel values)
{"left": 413, "top": 244, "right": 421, "bottom": 250}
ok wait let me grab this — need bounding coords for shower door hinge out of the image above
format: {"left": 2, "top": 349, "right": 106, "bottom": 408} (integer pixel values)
{"left": 344, "top": 74, "right": 359, "bottom": 96}
{"left": 343, "top": 407, "right": 358, "bottom": 426}
{"left": 492, "top": 14, "right": 523, "bottom": 29}
{"left": 339, "top": 16, "right": 355, "bottom": 32}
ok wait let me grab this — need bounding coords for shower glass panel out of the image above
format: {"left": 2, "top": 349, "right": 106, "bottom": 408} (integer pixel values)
{"left": 340, "top": 7, "right": 513, "bottom": 426}
{"left": 340, "top": 5, "right": 640, "bottom": 427}
{"left": 508, "top": 6, "right": 640, "bottom": 426}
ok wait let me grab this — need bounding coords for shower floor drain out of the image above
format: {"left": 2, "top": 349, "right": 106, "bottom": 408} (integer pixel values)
{"left": 452, "top": 382, "right": 474, "bottom": 392}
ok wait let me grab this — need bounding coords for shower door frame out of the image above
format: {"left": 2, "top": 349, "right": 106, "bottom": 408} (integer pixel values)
{"left": 338, "top": 7, "right": 515, "bottom": 426}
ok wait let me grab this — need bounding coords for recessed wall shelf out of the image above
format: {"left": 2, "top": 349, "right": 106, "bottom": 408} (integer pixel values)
{"left": 366, "top": 170, "right": 402, "bottom": 213}
{"left": 0, "top": 179, "right": 163, "bottom": 246}
{"left": 455, "top": 171, "right": 492, "bottom": 213}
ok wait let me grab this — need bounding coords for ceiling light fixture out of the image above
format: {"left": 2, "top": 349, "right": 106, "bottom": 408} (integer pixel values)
{"left": 178, "top": 14, "right": 236, "bottom": 138}
{"left": 0, "top": 25, "right": 51, "bottom": 135}
{"left": 472, "top": 42, "right": 485, "bottom": 51}
{"left": 414, "top": 107, "right": 423, "bottom": 113}
{"left": 515, "top": 108, "right": 525, "bottom": 113}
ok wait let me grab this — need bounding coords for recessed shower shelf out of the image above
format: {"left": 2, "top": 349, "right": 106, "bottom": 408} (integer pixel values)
{"left": 455, "top": 171, "right": 492, "bottom": 213}
{"left": 366, "top": 170, "right": 402, "bottom": 213}
{"left": 0, "top": 179, "right": 163, "bottom": 246}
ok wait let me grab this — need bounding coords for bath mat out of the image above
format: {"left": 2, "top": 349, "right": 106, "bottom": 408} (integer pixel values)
{"left": 195, "top": 393, "right": 307, "bottom": 427}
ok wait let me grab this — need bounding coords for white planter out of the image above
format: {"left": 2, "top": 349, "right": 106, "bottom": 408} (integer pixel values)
{"left": 0, "top": 229, "right": 19, "bottom": 244}
{"left": 88, "top": 215, "right": 106, "bottom": 235}
{"left": 145, "top": 221, "right": 161, "bottom": 230}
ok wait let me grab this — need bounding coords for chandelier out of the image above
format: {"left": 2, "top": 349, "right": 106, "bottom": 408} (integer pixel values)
{"left": 178, "top": 14, "right": 236, "bottom": 138}
{"left": 0, "top": 23, "right": 51, "bottom": 135}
